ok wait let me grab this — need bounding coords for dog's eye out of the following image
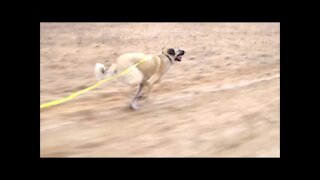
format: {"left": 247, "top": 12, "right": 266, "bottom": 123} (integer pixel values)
{"left": 167, "top": 48, "right": 175, "bottom": 56}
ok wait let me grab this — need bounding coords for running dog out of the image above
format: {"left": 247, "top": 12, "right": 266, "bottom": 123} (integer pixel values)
{"left": 95, "top": 47, "right": 185, "bottom": 110}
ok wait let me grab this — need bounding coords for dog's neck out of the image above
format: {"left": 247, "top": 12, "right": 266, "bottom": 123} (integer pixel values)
{"left": 161, "top": 52, "right": 173, "bottom": 64}
{"left": 157, "top": 53, "right": 173, "bottom": 74}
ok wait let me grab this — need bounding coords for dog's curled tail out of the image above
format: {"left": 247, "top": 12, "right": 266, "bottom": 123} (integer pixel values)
{"left": 95, "top": 63, "right": 117, "bottom": 81}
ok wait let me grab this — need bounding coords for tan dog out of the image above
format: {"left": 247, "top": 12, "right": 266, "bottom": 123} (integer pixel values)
{"left": 95, "top": 47, "right": 185, "bottom": 110}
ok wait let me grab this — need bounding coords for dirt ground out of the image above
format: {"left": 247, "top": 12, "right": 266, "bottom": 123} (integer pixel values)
{"left": 40, "top": 23, "right": 280, "bottom": 157}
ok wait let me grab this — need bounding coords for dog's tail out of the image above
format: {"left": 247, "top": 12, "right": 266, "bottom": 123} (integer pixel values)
{"left": 94, "top": 63, "right": 117, "bottom": 81}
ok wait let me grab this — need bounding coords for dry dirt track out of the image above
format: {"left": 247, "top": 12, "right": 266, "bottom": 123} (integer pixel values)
{"left": 40, "top": 23, "right": 280, "bottom": 157}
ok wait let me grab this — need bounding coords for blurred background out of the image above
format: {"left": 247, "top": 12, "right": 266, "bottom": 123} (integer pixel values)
{"left": 40, "top": 23, "right": 280, "bottom": 157}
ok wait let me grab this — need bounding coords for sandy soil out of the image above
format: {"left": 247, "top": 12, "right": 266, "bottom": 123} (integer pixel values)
{"left": 40, "top": 23, "right": 280, "bottom": 157}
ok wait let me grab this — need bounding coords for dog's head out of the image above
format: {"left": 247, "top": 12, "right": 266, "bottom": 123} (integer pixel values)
{"left": 161, "top": 47, "right": 185, "bottom": 63}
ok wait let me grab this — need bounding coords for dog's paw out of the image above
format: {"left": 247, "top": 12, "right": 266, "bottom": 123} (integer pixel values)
{"left": 129, "top": 103, "right": 139, "bottom": 110}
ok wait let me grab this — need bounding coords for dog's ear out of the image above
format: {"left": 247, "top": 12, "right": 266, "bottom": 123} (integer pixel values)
{"left": 167, "top": 48, "right": 175, "bottom": 56}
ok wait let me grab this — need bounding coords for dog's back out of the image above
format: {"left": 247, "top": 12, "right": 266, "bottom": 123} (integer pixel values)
{"left": 116, "top": 53, "right": 159, "bottom": 82}
{"left": 116, "top": 53, "right": 148, "bottom": 68}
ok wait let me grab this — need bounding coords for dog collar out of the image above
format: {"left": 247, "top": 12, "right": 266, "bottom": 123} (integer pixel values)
{"left": 162, "top": 53, "right": 173, "bottom": 64}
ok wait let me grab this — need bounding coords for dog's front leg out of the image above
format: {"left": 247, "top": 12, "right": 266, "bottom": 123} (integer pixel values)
{"left": 147, "top": 74, "right": 160, "bottom": 85}
{"left": 142, "top": 74, "right": 161, "bottom": 99}
{"left": 130, "top": 83, "right": 144, "bottom": 110}
{"left": 142, "top": 83, "right": 153, "bottom": 99}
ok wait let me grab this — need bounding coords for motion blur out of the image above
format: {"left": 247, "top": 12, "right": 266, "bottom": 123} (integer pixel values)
{"left": 40, "top": 23, "right": 280, "bottom": 157}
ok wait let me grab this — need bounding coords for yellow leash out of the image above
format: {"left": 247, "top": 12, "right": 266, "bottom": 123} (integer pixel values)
{"left": 40, "top": 56, "right": 150, "bottom": 109}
